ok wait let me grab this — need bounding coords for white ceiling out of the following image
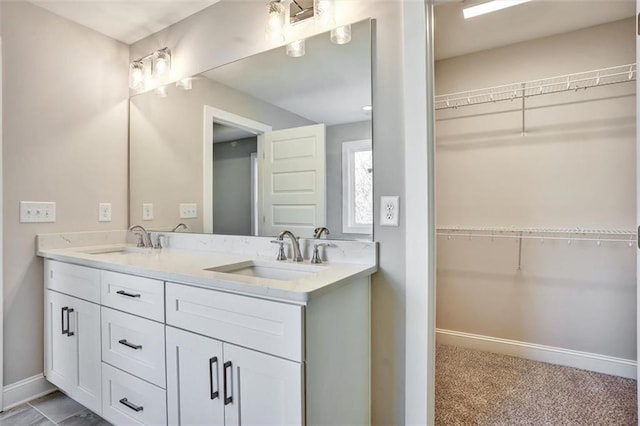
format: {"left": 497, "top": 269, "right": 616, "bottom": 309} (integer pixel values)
{"left": 27, "top": 0, "right": 220, "bottom": 44}
{"left": 201, "top": 19, "right": 372, "bottom": 127}
{"left": 435, "top": 0, "right": 636, "bottom": 60}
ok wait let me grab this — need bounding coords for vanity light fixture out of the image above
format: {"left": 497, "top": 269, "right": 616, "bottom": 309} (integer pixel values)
{"left": 176, "top": 78, "right": 193, "bottom": 90}
{"left": 154, "top": 86, "right": 168, "bottom": 98}
{"left": 314, "top": 0, "right": 335, "bottom": 26}
{"left": 462, "top": 0, "right": 530, "bottom": 19}
{"left": 129, "top": 61, "right": 144, "bottom": 90}
{"left": 330, "top": 24, "right": 351, "bottom": 45}
{"left": 128, "top": 47, "right": 172, "bottom": 90}
{"left": 266, "top": 0, "right": 286, "bottom": 42}
{"left": 152, "top": 48, "right": 171, "bottom": 78}
{"left": 286, "top": 39, "right": 306, "bottom": 57}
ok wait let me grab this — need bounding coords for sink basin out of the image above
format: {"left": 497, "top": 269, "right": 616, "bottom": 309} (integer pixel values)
{"left": 82, "top": 246, "right": 150, "bottom": 255}
{"left": 207, "top": 261, "right": 325, "bottom": 281}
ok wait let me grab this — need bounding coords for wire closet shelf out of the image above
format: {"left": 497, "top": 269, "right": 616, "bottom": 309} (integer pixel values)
{"left": 434, "top": 64, "right": 636, "bottom": 111}
{"left": 436, "top": 226, "right": 637, "bottom": 245}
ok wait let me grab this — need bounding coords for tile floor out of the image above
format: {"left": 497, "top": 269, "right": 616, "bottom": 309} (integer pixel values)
{"left": 0, "top": 391, "right": 110, "bottom": 425}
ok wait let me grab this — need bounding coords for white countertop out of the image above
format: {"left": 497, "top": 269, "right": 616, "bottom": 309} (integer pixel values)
{"left": 38, "top": 244, "right": 377, "bottom": 303}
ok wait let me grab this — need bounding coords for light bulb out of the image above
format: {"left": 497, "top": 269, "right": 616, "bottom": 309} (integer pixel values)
{"left": 266, "top": 1, "right": 285, "bottom": 42}
{"left": 314, "top": 0, "right": 335, "bottom": 26}
{"left": 331, "top": 25, "right": 351, "bottom": 45}
{"left": 152, "top": 48, "right": 171, "bottom": 78}
{"left": 286, "top": 40, "right": 306, "bottom": 58}
{"left": 129, "top": 61, "right": 144, "bottom": 89}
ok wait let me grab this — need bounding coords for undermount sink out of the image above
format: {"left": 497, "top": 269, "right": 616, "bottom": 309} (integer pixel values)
{"left": 207, "top": 260, "right": 326, "bottom": 281}
{"left": 82, "top": 246, "right": 150, "bottom": 255}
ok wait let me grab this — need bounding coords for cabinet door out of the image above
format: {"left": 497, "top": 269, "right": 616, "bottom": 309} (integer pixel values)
{"left": 44, "top": 290, "right": 101, "bottom": 414}
{"left": 166, "top": 327, "right": 225, "bottom": 426}
{"left": 223, "top": 343, "right": 303, "bottom": 426}
{"left": 45, "top": 291, "right": 76, "bottom": 393}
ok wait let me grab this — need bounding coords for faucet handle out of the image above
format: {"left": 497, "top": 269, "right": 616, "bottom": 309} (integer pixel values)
{"left": 134, "top": 232, "right": 145, "bottom": 248}
{"left": 311, "top": 243, "right": 329, "bottom": 264}
{"left": 270, "top": 240, "right": 287, "bottom": 261}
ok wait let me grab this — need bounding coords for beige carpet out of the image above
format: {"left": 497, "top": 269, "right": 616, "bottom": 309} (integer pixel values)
{"left": 436, "top": 344, "right": 637, "bottom": 425}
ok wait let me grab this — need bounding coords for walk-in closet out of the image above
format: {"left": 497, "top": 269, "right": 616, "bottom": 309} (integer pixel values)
{"left": 433, "top": 1, "right": 638, "bottom": 424}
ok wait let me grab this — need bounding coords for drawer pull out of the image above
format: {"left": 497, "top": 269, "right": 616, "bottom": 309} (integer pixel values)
{"left": 116, "top": 290, "right": 141, "bottom": 298}
{"left": 119, "top": 397, "right": 144, "bottom": 412}
{"left": 209, "top": 356, "right": 219, "bottom": 399}
{"left": 223, "top": 361, "right": 233, "bottom": 405}
{"left": 61, "top": 307, "right": 74, "bottom": 336}
{"left": 61, "top": 307, "right": 68, "bottom": 335}
{"left": 118, "top": 339, "right": 142, "bottom": 350}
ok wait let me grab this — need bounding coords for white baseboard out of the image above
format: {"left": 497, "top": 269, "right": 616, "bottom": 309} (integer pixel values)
{"left": 2, "top": 374, "right": 56, "bottom": 411}
{"left": 436, "top": 328, "right": 637, "bottom": 379}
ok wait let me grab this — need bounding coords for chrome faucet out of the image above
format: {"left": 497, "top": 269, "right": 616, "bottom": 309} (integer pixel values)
{"left": 128, "top": 225, "right": 152, "bottom": 248}
{"left": 172, "top": 223, "right": 188, "bottom": 232}
{"left": 278, "top": 230, "right": 303, "bottom": 262}
{"left": 313, "top": 227, "right": 330, "bottom": 239}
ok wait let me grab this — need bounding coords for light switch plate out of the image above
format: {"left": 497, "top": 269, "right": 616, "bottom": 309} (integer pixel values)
{"left": 142, "top": 203, "right": 154, "bottom": 221}
{"left": 20, "top": 201, "right": 56, "bottom": 223}
{"left": 380, "top": 196, "right": 399, "bottom": 227}
{"left": 180, "top": 203, "right": 198, "bottom": 219}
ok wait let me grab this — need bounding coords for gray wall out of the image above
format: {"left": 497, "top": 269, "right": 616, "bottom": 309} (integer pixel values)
{"left": 2, "top": 1, "right": 129, "bottom": 384}
{"left": 326, "top": 121, "right": 372, "bottom": 240}
{"left": 131, "top": 1, "right": 407, "bottom": 423}
{"left": 435, "top": 18, "right": 636, "bottom": 359}
{"left": 212, "top": 137, "right": 257, "bottom": 235}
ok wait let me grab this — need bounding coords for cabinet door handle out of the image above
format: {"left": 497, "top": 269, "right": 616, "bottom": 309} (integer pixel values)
{"left": 209, "top": 356, "right": 219, "bottom": 399}
{"left": 119, "top": 397, "right": 144, "bottom": 412}
{"left": 61, "top": 307, "right": 68, "bottom": 335}
{"left": 116, "top": 290, "right": 141, "bottom": 298}
{"left": 223, "top": 361, "right": 233, "bottom": 405}
{"left": 118, "top": 339, "right": 142, "bottom": 350}
{"left": 66, "top": 308, "right": 74, "bottom": 337}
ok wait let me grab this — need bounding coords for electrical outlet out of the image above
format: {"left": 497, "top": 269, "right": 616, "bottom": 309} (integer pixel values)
{"left": 380, "top": 196, "right": 399, "bottom": 227}
{"left": 142, "top": 203, "right": 154, "bottom": 221}
{"left": 180, "top": 203, "right": 198, "bottom": 219}
{"left": 20, "top": 201, "right": 56, "bottom": 223}
{"left": 99, "top": 203, "right": 112, "bottom": 222}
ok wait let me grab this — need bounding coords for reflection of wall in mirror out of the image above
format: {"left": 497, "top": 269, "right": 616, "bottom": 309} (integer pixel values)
{"left": 129, "top": 77, "right": 313, "bottom": 232}
{"left": 212, "top": 137, "right": 257, "bottom": 235}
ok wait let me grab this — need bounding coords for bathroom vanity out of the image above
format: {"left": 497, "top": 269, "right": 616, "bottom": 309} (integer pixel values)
{"left": 38, "top": 231, "right": 376, "bottom": 425}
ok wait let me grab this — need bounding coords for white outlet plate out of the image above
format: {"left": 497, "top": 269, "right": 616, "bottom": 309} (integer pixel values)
{"left": 99, "top": 203, "right": 112, "bottom": 222}
{"left": 20, "top": 201, "right": 56, "bottom": 223}
{"left": 380, "top": 196, "right": 399, "bottom": 227}
{"left": 142, "top": 203, "right": 154, "bottom": 221}
{"left": 180, "top": 203, "right": 198, "bottom": 219}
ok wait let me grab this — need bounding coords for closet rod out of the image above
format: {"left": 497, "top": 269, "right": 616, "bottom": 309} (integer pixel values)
{"left": 437, "top": 226, "right": 635, "bottom": 235}
{"left": 435, "top": 63, "right": 636, "bottom": 111}
{"left": 436, "top": 232, "right": 636, "bottom": 245}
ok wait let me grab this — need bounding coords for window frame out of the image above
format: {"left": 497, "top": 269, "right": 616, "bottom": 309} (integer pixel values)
{"left": 341, "top": 139, "right": 373, "bottom": 235}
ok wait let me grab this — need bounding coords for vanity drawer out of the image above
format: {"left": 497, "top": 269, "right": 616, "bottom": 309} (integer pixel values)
{"left": 45, "top": 260, "right": 100, "bottom": 303}
{"left": 101, "top": 363, "right": 166, "bottom": 426}
{"left": 101, "top": 307, "right": 166, "bottom": 388}
{"left": 101, "top": 271, "right": 164, "bottom": 322}
{"left": 166, "top": 282, "right": 303, "bottom": 362}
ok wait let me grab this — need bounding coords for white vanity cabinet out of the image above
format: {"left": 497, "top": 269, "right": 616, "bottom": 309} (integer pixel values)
{"left": 44, "top": 261, "right": 102, "bottom": 414}
{"left": 166, "top": 325, "right": 303, "bottom": 426}
{"left": 42, "top": 256, "right": 371, "bottom": 426}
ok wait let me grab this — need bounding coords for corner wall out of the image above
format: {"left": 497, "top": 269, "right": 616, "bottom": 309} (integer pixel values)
{"left": 1, "top": 1, "right": 129, "bottom": 386}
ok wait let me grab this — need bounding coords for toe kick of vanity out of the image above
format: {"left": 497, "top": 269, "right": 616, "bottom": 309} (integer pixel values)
{"left": 42, "top": 255, "right": 372, "bottom": 426}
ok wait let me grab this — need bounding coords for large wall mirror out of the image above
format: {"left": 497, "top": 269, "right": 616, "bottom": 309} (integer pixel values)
{"left": 130, "top": 19, "right": 372, "bottom": 240}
